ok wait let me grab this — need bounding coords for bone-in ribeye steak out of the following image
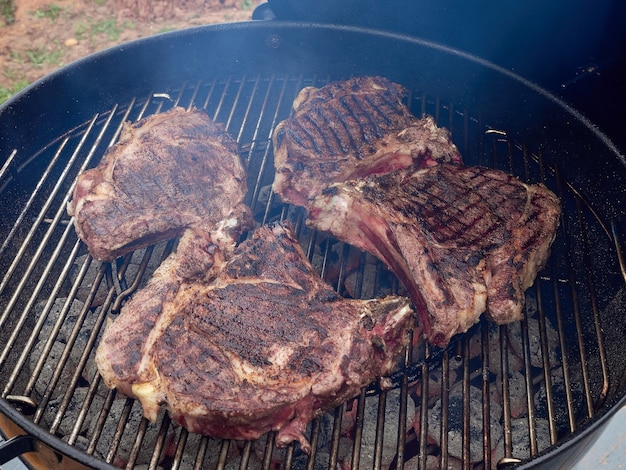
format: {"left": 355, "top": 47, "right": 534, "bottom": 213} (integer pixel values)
{"left": 95, "top": 222, "right": 414, "bottom": 452}
{"left": 308, "top": 164, "right": 561, "bottom": 346}
{"left": 272, "top": 77, "right": 561, "bottom": 346}
{"left": 67, "top": 107, "right": 252, "bottom": 260}
{"left": 272, "top": 76, "right": 462, "bottom": 206}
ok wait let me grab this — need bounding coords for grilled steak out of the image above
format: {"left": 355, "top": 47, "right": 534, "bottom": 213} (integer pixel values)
{"left": 95, "top": 222, "right": 414, "bottom": 452}
{"left": 272, "top": 76, "right": 462, "bottom": 206}
{"left": 308, "top": 164, "right": 561, "bottom": 346}
{"left": 95, "top": 227, "right": 229, "bottom": 399}
{"left": 67, "top": 107, "right": 252, "bottom": 260}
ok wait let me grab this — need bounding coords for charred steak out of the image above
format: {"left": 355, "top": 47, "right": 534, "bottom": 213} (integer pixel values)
{"left": 67, "top": 107, "right": 252, "bottom": 260}
{"left": 95, "top": 222, "right": 414, "bottom": 452}
{"left": 272, "top": 76, "right": 462, "bottom": 206}
{"left": 308, "top": 164, "right": 561, "bottom": 346}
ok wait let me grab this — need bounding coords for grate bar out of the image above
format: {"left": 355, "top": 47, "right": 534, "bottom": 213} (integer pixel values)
{"left": 519, "top": 312, "right": 538, "bottom": 457}
{"left": 38, "top": 257, "right": 131, "bottom": 428}
{"left": 574, "top": 194, "right": 610, "bottom": 409}
{"left": 105, "top": 397, "right": 135, "bottom": 465}
{"left": 481, "top": 322, "right": 493, "bottom": 469}
{"left": 68, "top": 371, "right": 103, "bottom": 446}
{"left": 0, "top": 107, "right": 111, "bottom": 334}
{"left": 25, "top": 259, "right": 104, "bottom": 397}
{"left": 0, "top": 144, "right": 66, "bottom": 260}
{"left": 350, "top": 388, "right": 367, "bottom": 469}
{"left": 261, "top": 433, "right": 275, "bottom": 470}
{"left": 373, "top": 389, "right": 387, "bottom": 470}
{"left": 499, "top": 326, "right": 513, "bottom": 459}
{"left": 110, "top": 245, "right": 155, "bottom": 313}
{"left": 439, "top": 352, "right": 450, "bottom": 470}
{"left": 86, "top": 387, "right": 117, "bottom": 455}
{"left": 1, "top": 238, "right": 84, "bottom": 397}
{"left": 0, "top": 148, "right": 18, "bottom": 185}
{"left": 246, "top": 75, "right": 291, "bottom": 215}
{"left": 563, "top": 206, "right": 595, "bottom": 418}
{"left": 192, "top": 436, "right": 209, "bottom": 470}
{"left": 393, "top": 340, "right": 412, "bottom": 470}
{"left": 171, "top": 427, "right": 189, "bottom": 470}
{"left": 461, "top": 336, "right": 471, "bottom": 469}
{"left": 328, "top": 403, "right": 344, "bottom": 470}
{"left": 0, "top": 75, "right": 623, "bottom": 470}
{"left": 418, "top": 347, "right": 430, "bottom": 469}
{"left": 534, "top": 282, "right": 558, "bottom": 444}
{"left": 126, "top": 415, "right": 150, "bottom": 469}
{"left": 0, "top": 219, "right": 78, "bottom": 370}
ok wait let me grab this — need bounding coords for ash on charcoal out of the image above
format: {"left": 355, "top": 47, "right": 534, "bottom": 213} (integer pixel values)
{"left": 69, "top": 255, "right": 109, "bottom": 306}
{"left": 411, "top": 362, "right": 461, "bottom": 413}
{"left": 356, "top": 388, "right": 416, "bottom": 469}
{"left": 506, "top": 292, "right": 559, "bottom": 369}
{"left": 91, "top": 398, "right": 175, "bottom": 466}
{"left": 35, "top": 297, "right": 88, "bottom": 344}
{"left": 492, "top": 417, "right": 551, "bottom": 463}
{"left": 28, "top": 297, "right": 103, "bottom": 399}
{"left": 427, "top": 384, "right": 503, "bottom": 463}
{"left": 293, "top": 451, "right": 331, "bottom": 470}
{"left": 503, "top": 370, "right": 529, "bottom": 419}
{"left": 43, "top": 387, "right": 102, "bottom": 438}
{"left": 466, "top": 322, "right": 524, "bottom": 378}
{"left": 534, "top": 367, "right": 584, "bottom": 437}
{"left": 29, "top": 339, "right": 85, "bottom": 400}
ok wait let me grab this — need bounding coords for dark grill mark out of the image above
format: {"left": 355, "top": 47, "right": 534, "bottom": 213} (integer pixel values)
{"left": 317, "top": 106, "right": 348, "bottom": 156}
{"left": 333, "top": 106, "right": 359, "bottom": 155}
{"left": 285, "top": 122, "right": 313, "bottom": 151}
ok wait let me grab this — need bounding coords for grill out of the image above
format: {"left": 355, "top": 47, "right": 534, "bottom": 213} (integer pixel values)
{"left": 1, "top": 22, "right": 625, "bottom": 470}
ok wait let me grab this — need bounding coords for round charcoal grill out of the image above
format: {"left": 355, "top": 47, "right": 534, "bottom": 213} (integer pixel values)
{"left": 0, "top": 22, "right": 625, "bottom": 470}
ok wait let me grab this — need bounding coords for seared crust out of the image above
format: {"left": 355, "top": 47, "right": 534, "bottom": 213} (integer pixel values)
{"left": 94, "top": 228, "right": 229, "bottom": 401}
{"left": 96, "top": 222, "right": 414, "bottom": 452}
{"left": 273, "top": 76, "right": 462, "bottom": 206}
{"left": 68, "top": 107, "right": 252, "bottom": 260}
{"left": 309, "top": 164, "right": 561, "bottom": 346}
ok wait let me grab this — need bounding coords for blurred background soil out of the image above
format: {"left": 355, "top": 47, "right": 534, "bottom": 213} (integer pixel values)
{"left": 0, "top": 0, "right": 261, "bottom": 102}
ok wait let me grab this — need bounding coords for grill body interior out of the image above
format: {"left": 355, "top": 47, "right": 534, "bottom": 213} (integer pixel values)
{"left": 0, "top": 22, "right": 625, "bottom": 470}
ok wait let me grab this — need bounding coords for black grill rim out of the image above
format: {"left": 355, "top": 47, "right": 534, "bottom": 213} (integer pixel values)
{"left": 0, "top": 21, "right": 625, "bottom": 470}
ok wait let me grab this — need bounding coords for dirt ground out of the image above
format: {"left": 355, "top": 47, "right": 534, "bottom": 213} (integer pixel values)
{"left": 0, "top": 0, "right": 262, "bottom": 102}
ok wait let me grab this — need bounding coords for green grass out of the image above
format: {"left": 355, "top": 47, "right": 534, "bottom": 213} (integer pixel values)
{"left": 9, "top": 46, "right": 64, "bottom": 67}
{"left": 33, "top": 4, "right": 63, "bottom": 21}
{"left": 91, "top": 18, "right": 121, "bottom": 40}
{"left": 25, "top": 46, "right": 64, "bottom": 66}
{"left": 75, "top": 18, "right": 135, "bottom": 43}
{"left": 1, "top": 0, "right": 16, "bottom": 25}
{"left": 0, "top": 79, "right": 29, "bottom": 104}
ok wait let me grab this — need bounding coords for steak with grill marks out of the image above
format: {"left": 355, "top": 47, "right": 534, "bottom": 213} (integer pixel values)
{"left": 67, "top": 107, "right": 252, "bottom": 261}
{"left": 308, "top": 164, "right": 561, "bottom": 346}
{"left": 95, "top": 222, "right": 414, "bottom": 453}
{"left": 272, "top": 76, "right": 462, "bottom": 206}
{"left": 95, "top": 227, "right": 229, "bottom": 401}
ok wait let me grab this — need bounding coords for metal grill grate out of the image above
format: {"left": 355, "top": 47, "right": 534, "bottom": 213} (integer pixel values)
{"left": 0, "top": 74, "right": 624, "bottom": 469}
